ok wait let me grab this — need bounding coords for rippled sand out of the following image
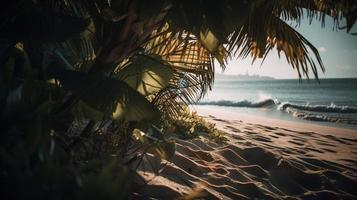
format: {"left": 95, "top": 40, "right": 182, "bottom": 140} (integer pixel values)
{"left": 133, "top": 113, "right": 357, "bottom": 199}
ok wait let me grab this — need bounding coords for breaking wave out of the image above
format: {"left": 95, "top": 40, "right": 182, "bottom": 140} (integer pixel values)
{"left": 196, "top": 98, "right": 278, "bottom": 108}
{"left": 196, "top": 99, "right": 357, "bottom": 124}
{"left": 279, "top": 102, "right": 357, "bottom": 114}
{"left": 279, "top": 102, "right": 357, "bottom": 124}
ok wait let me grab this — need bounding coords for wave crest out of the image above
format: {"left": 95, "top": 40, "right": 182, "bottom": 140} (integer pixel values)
{"left": 196, "top": 98, "right": 357, "bottom": 125}
{"left": 279, "top": 103, "right": 357, "bottom": 114}
{"left": 196, "top": 98, "right": 278, "bottom": 108}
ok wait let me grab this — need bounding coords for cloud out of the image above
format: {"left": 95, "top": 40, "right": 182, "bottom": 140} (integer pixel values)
{"left": 318, "top": 47, "right": 327, "bottom": 52}
{"left": 353, "top": 49, "right": 357, "bottom": 54}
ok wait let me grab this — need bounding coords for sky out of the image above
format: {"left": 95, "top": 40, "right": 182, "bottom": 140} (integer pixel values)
{"left": 218, "top": 16, "right": 357, "bottom": 79}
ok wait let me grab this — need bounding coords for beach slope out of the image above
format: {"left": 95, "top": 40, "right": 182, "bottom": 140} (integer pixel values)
{"left": 135, "top": 109, "right": 357, "bottom": 199}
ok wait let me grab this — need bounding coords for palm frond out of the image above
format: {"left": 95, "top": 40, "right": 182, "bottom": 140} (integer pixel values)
{"left": 143, "top": 27, "right": 218, "bottom": 118}
{"left": 224, "top": 1, "right": 330, "bottom": 79}
{"left": 269, "top": 0, "right": 356, "bottom": 31}
{"left": 266, "top": 16, "right": 324, "bottom": 79}
{"left": 228, "top": 14, "right": 324, "bottom": 79}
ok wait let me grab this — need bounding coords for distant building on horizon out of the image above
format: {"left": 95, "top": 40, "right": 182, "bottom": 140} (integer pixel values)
{"left": 215, "top": 73, "right": 275, "bottom": 81}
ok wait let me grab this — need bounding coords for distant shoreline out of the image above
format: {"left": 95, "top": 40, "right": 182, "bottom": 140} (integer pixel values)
{"left": 215, "top": 73, "right": 357, "bottom": 81}
{"left": 274, "top": 77, "right": 357, "bottom": 80}
{"left": 215, "top": 73, "right": 275, "bottom": 80}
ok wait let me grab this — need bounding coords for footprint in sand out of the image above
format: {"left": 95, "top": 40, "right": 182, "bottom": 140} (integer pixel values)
{"left": 315, "top": 141, "right": 337, "bottom": 147}
{"left": 269, "top": 134, "right": 280, "bottom": 139}
{"left": 324, "top": 135, "right": 352, "bottom": 145}
{"left": 272, "top": 132, "right": 287, "bottom": 137}
{"left": 251, "top": 135, "right": 272, "bottom": 143}
{"left": 256, "top": 125, "right": 277, "bottom": 132}
{"left": 231, "top": 135, "right": 244, "bottom": 140}
{"left": 341, "top": 138, "right": 357, "bottom": 143}
{"left": 225, "top": 125, "right": 241, "bottom": 133}
{"left": 292, "top": 137, "right": 308, "bottom": 143}
{"left": 305, "top": 147, "right": 325, "bottom": 154}
{"left": 339, "top": 158, "right": 357, "bottom": 166}
{"left": 321, "top": 148, "right": 337, "bottom": 153}
{"left": 288, "top": 140, "right": 305, "bottom": 146}
{"left": 244, "top": 130, "right": 258, "bottom": 135}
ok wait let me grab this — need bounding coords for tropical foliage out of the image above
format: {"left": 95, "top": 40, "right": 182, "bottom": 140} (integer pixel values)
{"left": 163, "top": 107, "right": 226, "bottom": 142}
{"left": 0, "top": 0, "right": 355, "bottom": 199}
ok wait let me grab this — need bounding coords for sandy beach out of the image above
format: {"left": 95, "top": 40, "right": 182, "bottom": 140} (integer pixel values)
{"left": 135, "top": 107, "right": 357, "bottom": 199}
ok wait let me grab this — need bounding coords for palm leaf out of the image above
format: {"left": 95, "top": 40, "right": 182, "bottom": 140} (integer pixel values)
{"left": 227, "top": 12, "right": 324, "bottom": 78}
{"left": 49, "top": 68, "right": 160, "bottom": 122}
{"left": 271, "top": 0, "right": 356, "bottom": 32}
{"left": 115, "top": 54, "right": 174, "bottom": 96}
{"left": 222, "top": 2, "right": 328, "bottom": 79}
{"left": 143, "top": 27, "right": 218, "bottom": 118}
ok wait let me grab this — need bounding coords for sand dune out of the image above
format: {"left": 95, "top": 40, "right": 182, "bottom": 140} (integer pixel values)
{"left": 133, "top": 114, "right": 357, "bottom": 200}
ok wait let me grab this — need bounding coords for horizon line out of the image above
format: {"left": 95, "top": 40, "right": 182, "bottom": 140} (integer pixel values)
{"left": 215, "top": 73, "right": 357, "bottom": 79}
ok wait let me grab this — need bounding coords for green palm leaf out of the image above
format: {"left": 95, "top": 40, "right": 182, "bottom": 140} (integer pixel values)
{"left": 50, "top": 68, "right": 160, "bottom": 122}
{"left": 115, "top": 54, "right": 174, "bottom": 96}
{"left": 143, "top": 27, "right": 217, "bottom": 118}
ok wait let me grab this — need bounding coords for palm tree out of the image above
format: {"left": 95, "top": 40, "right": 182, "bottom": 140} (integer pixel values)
{"left": 147, "top": 0, "right": 357, "bottom": 117}
{"left": 2, "top": 0, "right": 355, "bottom": 119}
{"left": 0, "top": 0, "right": 355, "bottom": 198}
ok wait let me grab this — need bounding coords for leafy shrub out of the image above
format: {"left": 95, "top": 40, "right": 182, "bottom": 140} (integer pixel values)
{"left": 1, "top": 0, "right": 354, "bottom": 199}
{"left": 163, "top": 107, "right": 226, "bottom": 142}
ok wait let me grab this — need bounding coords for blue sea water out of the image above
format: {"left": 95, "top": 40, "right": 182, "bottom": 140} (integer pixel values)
{"left": 195, "top": 77, "right": 357, "bottom": 130}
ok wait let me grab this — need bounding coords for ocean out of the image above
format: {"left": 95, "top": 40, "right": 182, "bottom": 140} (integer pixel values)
{"left": 194, "top": 77, "right": 357, "bottom": 130}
